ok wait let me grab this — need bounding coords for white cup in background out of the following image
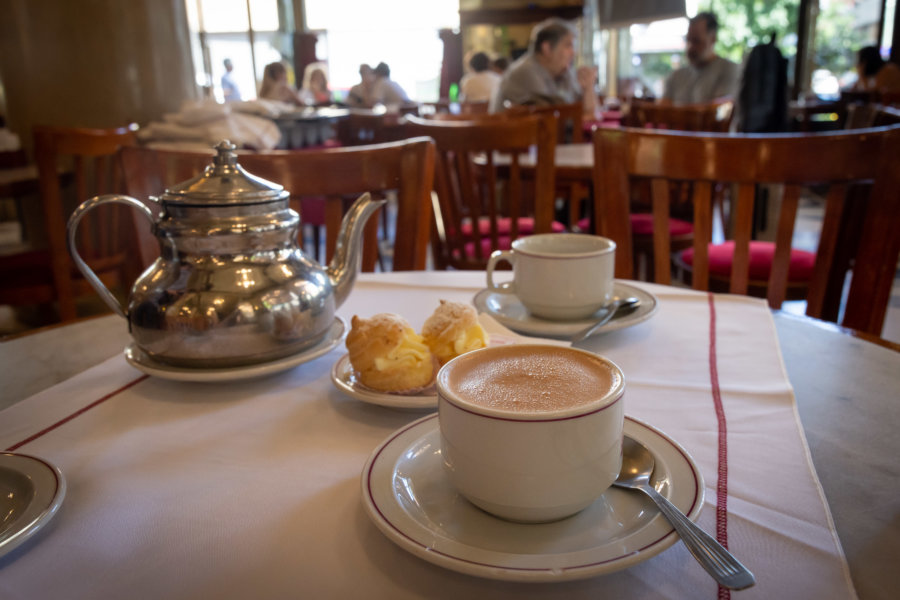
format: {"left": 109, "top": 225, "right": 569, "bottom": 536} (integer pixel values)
{"left": 486, "top": 233, "right": 616, "bottom": 320}
{"left": 437, "top": 344, "right": 626, "bottom": 523}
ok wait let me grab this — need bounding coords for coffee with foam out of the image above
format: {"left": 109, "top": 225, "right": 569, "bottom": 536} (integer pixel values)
{"left": 440, "top": 345, "right": 620, "bottom": 413}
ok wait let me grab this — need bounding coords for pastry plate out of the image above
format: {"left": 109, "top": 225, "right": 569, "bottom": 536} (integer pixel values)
{"left": 331, "top": 354, "right": 437, "bottom": 410}
{"left": 125, "top": 317, "right": 346, "bottom": 383}
{"left": 473, "top": 281, "right": 657, "bottom": 339}
{"left": 361, "top": 414, "right": 703, "bottom": 582}
{"left": 329, "top": 324, "right": 549, "bottom": 410}
{"left": 0, "top": 453, "right": 67, "bottom": 559}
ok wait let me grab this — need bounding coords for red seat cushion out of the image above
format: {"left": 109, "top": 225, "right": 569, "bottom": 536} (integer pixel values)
{"left": 460, "top": 217, "right": 566, "bottom": 237}
{"left": 299, "top": 196, "right": 326, "bottom": 226}
{"left": 576, "top": 214, "right": 693, "bottom": 236}
{"left": 458, "top": 227, "right": 568, "bottom": 260}
{"left": 462, "top": 235, "right": 516, "bottom": 259}
{"left": 629, "top": 213, "right": 694, "bottom": 236}
{"left": 680, "top": 241, "right": 816, "bottom": 281}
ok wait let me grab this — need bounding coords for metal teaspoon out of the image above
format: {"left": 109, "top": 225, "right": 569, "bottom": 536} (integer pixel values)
{"left": 613, "top": 436, "right": 756, "bottom": 590}
{"left": 569, "top": 296, "right": 641, "bottom": 342}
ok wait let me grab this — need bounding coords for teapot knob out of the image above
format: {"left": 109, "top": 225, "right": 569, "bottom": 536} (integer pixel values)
{"left": 213, "top": 140, "right": 238, "bottom": 167}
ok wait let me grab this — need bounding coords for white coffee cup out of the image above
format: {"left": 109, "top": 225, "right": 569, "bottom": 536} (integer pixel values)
{"left": 437, "top": 344, "right": 625, "bottom": 523}
{"left": 486, "top": 233, "right": 616, "bottom": 320}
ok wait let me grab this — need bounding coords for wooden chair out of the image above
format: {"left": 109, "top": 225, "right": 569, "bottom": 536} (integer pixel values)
{"left": 592, "top": 125, "right": 900, "bottom": 335}
{"left": 506, "top": 102, "right": 585, "bottom": 143}
{"left": 120, "top": 137, "right": 436, "bottom": 272}
{"left": 0, "top": 124, "right": 138, "bottom": 323}
{"left": 873, "top": 104, "right": 900, "bottom": 126}
{"left": 624, "top": 99, "right": 734, "bottom": 132}
{"left": 335, "top": 110, "right": 406, "bottom": 146}
{"left": 459, "top": 101, "right": 490, "bottom": 115}
{"left": 425, "top": 102, "right": 582, "bottom": 144}
{"left": 426, "top": 106, "right": 589, "bottom": 230}
{"left": 615, "top": 100, "right": 735, "bottom": 280}
{"left": 402, "top": 114, "right": 559, "bottom": 270}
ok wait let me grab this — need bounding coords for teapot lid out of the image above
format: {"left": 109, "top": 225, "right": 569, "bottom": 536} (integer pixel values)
{"left": 160, "top": 140, "right": 289, "bottom": 205}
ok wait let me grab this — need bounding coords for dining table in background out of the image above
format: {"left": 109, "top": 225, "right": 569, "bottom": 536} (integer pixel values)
{"left": 1, "top": 271, "right": 898, "bottom": 599}
{"left": 271, "top": 106, "right": 350, "bottom": 149}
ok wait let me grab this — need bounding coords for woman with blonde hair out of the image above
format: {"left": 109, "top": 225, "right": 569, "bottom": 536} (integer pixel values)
{"left": 259, "top": 61, "right": 303, "bottom": 105}
{"left": 300, "top": 62, "right": 332, "bottom": 105}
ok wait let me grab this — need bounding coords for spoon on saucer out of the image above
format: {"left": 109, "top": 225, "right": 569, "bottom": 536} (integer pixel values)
{"left": 614, "top": 436, "right": 756, "bottom": 590}
{"left": 570, "top": 296, "right": 640, "bottom": 342}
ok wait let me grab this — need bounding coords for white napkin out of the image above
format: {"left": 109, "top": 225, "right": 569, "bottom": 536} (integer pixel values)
{"left": 478, "top": 313, "right": 571, "bottom": 348}
{"left": 138, "top": 102, "right": 282, "bottom": 150}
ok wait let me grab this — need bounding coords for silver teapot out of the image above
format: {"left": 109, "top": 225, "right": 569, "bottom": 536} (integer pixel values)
{"left": 67, "top": 141, "right": 384, "bottom": 368}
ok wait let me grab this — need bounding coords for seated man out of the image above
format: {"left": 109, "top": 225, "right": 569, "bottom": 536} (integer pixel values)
{"left": 370, "top": 62, "right": 411, "bottom": 107}
{"left": 347, "top": 64, "right": 375, "bottom": 107}
{"left": 460, "top": 52, "right": 502, "bottom": 103}
{"left": 663, "top": 12, "right": 740, "bottom": 105}
{"left": 490, "top": 18, "right": 597, "bottom": 118}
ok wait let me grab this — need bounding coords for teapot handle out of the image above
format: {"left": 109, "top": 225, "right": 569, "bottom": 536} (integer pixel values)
{"left": 67, "top": 194, "right": 160, "bottom": 319}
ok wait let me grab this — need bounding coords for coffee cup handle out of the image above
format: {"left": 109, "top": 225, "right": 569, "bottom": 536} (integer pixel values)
{"left": 486, "top": 251, "right": 516, "bottom": 294}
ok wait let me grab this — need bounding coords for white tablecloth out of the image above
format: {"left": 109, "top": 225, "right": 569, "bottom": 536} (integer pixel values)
{"left": 0, "top": 272, "right": 855, "bottom": 599}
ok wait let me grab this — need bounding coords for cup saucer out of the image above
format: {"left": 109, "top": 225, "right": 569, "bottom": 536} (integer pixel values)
{"left": 473, "top": 281, "right": 658, "bottom": 339}
{"left": 361, "top": 414, "right": 703, "bottom": 582}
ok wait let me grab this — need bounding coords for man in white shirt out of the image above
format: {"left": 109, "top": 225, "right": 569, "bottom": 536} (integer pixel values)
{"left": 663, "top": 12, "right": 740, "bottom": 105}
{"left": 370, "top": 62, "right": 410, "bottom": 106}
{"left": 490, "top": 18, "right": 597, "bottom": 118}
{"left": 460, "top": 52, "right": 502, "bottom": 103}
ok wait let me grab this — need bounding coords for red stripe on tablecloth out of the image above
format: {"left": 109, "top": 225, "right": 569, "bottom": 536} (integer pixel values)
{"left": 4, "top": 375, "right": 149, "bottom": 452}
{"left": 707, "top": 293, "right": 730, "bottom": 600}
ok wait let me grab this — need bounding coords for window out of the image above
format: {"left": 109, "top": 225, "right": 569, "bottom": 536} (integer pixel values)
{"left": 185, "top": 0, "right": 295, "bottom": 102}
{"left": 304, "top": 0, "right": 459, "bottom": 102}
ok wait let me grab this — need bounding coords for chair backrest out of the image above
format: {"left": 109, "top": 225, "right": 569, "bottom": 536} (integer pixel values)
{"left": 506, "top": 102, "right": 584, "bottom": 143}
{"left": 459, "top": 100, "right": 490, "bottom": 115}
{"left": 335, "top": 110, "right": 406, "bottom": 146}
{"left": 592, "top": 125, "right": 900, "bottom": 335}
{"left": 873, "top": 104, "right": 900, "bottom": 126}
{"left": 120, "top": 137, "right": 436, "bottom": 272}
{"left": 402, "top": 113, "right": 557, "bottom": 270}
{"left": 32, "top": 124, "right": 138, "bottom": 322}
{"left": 624, "top": 100, "right": 734, "bottom": 132}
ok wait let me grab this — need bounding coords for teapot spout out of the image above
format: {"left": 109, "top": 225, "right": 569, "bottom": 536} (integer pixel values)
{"left": 326, "top": 192, "right": 387, "bottom": 308}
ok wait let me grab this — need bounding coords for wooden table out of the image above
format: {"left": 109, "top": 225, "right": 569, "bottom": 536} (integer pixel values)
{"left": 773, "top": 311, "right": 900, "bottom": 600}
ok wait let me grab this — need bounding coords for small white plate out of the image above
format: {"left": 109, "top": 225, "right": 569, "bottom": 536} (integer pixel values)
{"left": 125, "top": 317, "right": 346, "bottom": 383}
{"left": 331, "top": 354, "right": 437, "bottom": 410}
{"left": 473, "top": 281, "right": 658, "bottom": 339}
{"left": 0, "top": 453, "right": 66, "bottom": 559}
{"left": 361, "top": 414, "right": 703, "bottom": 582}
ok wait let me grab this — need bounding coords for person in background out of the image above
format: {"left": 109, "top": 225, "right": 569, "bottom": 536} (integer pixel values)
{"left": 490, "top": 18, "right": 597, "bottom": 119}
{"left": 492, "top": 56, "right": 510, "bottom": 75}
{"left": 221, "top": 58, "right": 242, "bottom": 102}
{"left": 259, "top": 61, "right": 303, "bottom": 106}
{"left": 662, "top": 12, "right": 740, "bottom": 105}
{"left": 853, "top": 46, "right": 900, "bottom": 95}
{"left": 347, "top": 64, "right": 376, "bottom": 107}
{"left": 370, "top": 62, "right": 411, "bottom": 106}
{"left": 299, "top": 62, "right": 332, "bottom": 105}
{"left": 459, "top": 52, "right": 502, "bottom": 103}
